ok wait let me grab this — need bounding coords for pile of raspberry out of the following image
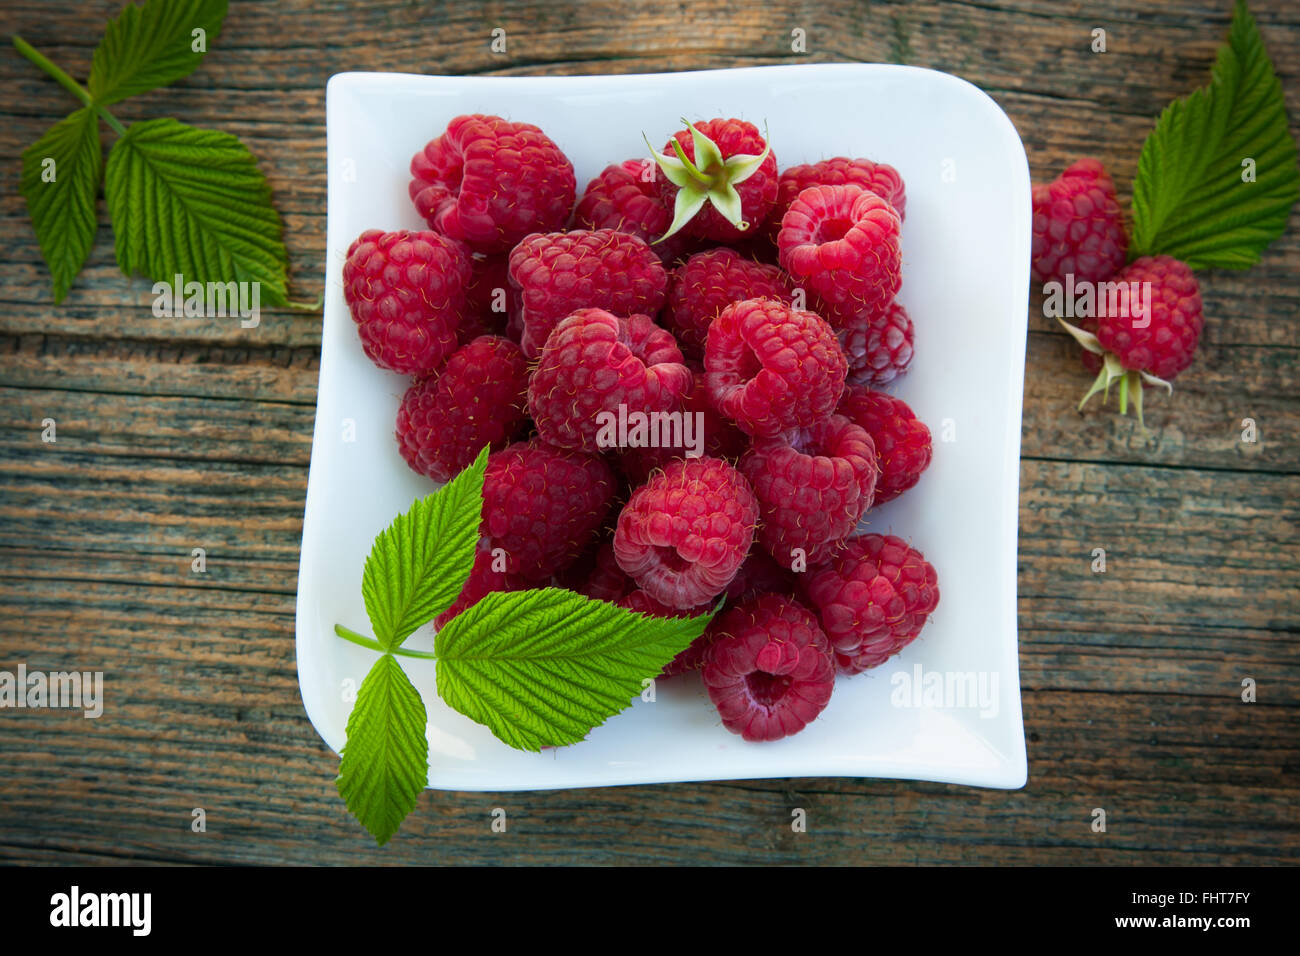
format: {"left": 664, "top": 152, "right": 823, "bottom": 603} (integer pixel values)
{"left": 343, "top": 113, "right": 940, "bottom": 743}
{"left": 1031, "top": 158, "right": 1204, "bottom": 415}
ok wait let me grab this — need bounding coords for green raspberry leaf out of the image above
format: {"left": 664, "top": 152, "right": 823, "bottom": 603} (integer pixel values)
{"left": 1130, "top": 0, "right": 1300, "bottom": 268}
{"left": 336, "top": 653, "right": 429, "bottom": 846}
{"left": 434, "top": 588, "right": 716, "bottom": 751}
{"left": 19, "top": 108, "right": 102, "bottom": 304}
{"left": 362, "top": 446, "right": 488, "bottom": 649}
{"left": 89, "top": 0, "right": 228, "bottom": 106}
{"left": 103, "top": 117, "right": 290, "bottom": 306}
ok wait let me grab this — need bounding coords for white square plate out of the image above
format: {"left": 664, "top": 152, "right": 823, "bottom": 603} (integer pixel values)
{"left": 299, "top": 64, "right": 1030, "bottom": 791}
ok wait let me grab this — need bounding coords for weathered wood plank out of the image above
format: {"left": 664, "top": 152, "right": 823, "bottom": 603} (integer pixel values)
{"left": 0, "top": 335, "right": 320, "bottom": 403}
{"left": 0, "top": 678, "right": 1293, "bottom": 864}
{"left": 0, "top": 386, "right": 316, "bottom": 460}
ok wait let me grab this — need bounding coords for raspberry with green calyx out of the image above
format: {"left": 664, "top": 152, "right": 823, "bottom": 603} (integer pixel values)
{"left": 644, "top": 118, "right": 774, "bottom": 243}
{"left": 1056, "top": 255, "right": 1203, "bottom": 426}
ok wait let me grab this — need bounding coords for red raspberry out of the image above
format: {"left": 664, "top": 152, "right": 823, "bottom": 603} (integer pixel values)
{"left": 1095, "top": 255, "right": 1203, "bottom": 382}
{"left": 613, "top": 456, "right": 758, "bottom": 609}
{"left": 508, "top": 229, "right": 668, "bottom": 358}
{"left": 528, "top": 309, "right": 693, "bottom": 455}
{"left": 458, "top": 254, "right": 515, "bottom": 341}
{"left": 481, "top": 439, "right": 617, "bottom": 582}
{"left": 839, "top": 301, "right": 914, "bottom": 387}
{"left": 409, "top": 114, "right": 575, "bottom": 254}
{"left": 740, "top": 414, "right": 878, "bottom": 569}
{"left": 702, "top": 594, "right": 835, "bottom": 741}
{"left": 574, "top": 160, "right": 694, "bottom": 264}
{"left": 766, "top": 157, "right": 906, "bottom": 246}
{"left": 618, "top": 371, "right": 749, "bottom": 485}
{"left": 778, "top": 184, "right": 902, "bottom": 328}
{"left": 654, "top": 118, "right": 778, "bottom": 243}
{"left": 396, "top": 336, "right": 530, "bottom": 483}
{"left": 342, "top": 228, "right": 472, "bottom": 375}
{"left": 804, "top": 534, "right": 940, "bottom": 674}
{"left": 836, "top": 386, "right": 932, "bottom": 505}
{"left": 1060, "top": 256, "right": 1204, "bottom": 421}
{"left": 616, "top": 589, "right": 713, "bottom": 677}
{"left": 704, "top": 297, "right": 847, "bottom": 438}
{"left": 665, "top": 248, "right": 793, "bottom": 360}
{"left": 435, "top": 541, "right": 530, "bottom": 628}
{"left": 1031, "top": 158, "right": 1127, "bottom": 285}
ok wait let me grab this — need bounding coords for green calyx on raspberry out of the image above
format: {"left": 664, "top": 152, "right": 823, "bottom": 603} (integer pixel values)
{"left": 643, "top": 118, "right": 771, "bottom": 242}
{"left": 1058, "top": 319, "right": 1172, "bottom": 427}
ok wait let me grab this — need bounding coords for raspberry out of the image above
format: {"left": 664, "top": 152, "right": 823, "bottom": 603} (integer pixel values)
{"left": 704, "top": 297, "right": 847, "bottom": 437}
{"left": 836, "top": 386, "right": 932, "bottom": 505}
{"left": 1031, "top": 158, "right": 1127, "bottom": 285}
{"left": 654, "top": 118, "right": 778, "bottom": 243}
{"left": 508, "top": 229, "right": 668, "bottom": 358}
{"left": 528, "top": 309, "right": 693, "bottom": 454}
{"left": 702, "top": 595, "right": 835, "bottom": 741}
{"left": 613, "top": 456, "right": 758, "bottom": 609}
{"left": 435, "top": 541, "right": 529, "bottom": 628}
{"left": 839, "top": 301, "right": 914, "bottom": 387}
{"left": 1061, "top": 256, "right": 1204, "bottom": 422}
{"left": 766, "top": 157, "right": 906, "bottom": 245}
{"left": 396, "top": 336, "right": 530, "bottom": 483}
{"left": 481, "top": 439, "right": 617, "bottom": 582}
{"left": 409, "top": 114, "right": 575, "bottom": 253}
{"left": 342, "top": 228, "right": 472, "bottom": 375}
{"left": 804, "top": 534, "right": 940, "bottom": 674}
{"left": 617, "top": 589, "right": 713, "bottom": 677}
{"left": 574, "top": 160, "right": 694, "bottom": 264}
{"left": 778, "top": 184, "right": 902, "bottom": 328}
{"left": 1095, "top": 256, "right": 1203, "bottom": 381}
{"left": 458, "top": 254, "right": 515, "bottom": 341}
{"left": 740, "top": 414, "right": 878, "bottom": 569}
{"left": 618, "top": 371, "right": 749, "bottom": 486}
{"left": 665, "top": 248, "right": 793, "bottom": 360}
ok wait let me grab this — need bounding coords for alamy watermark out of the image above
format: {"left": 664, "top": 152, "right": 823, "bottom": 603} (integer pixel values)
{"left": 890, "top": 663, "right": 999, "bottom": 718}
{"left": 0, "top": 664, "right": 102, "bottom": 718}
{"left": 1042, "top": 274, "right": 1151, "bottom": 328}
{"left": 152, "top": 273, "right": 260, "bottom": 328}
{"left": 594, "top": 405, "right": 705, "bottom": 457}
{"left": 49, "top": 885, "right": 150, "bottom": 936}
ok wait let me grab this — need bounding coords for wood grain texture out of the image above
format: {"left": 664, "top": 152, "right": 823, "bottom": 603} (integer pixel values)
{"left": 0, "top": 0, "right": 1297, "bottom": 865}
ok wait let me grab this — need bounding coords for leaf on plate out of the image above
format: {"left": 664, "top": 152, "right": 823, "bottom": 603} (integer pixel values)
{"left": 361, "top": 446, "right": 487, "bottom": 649}
{"left": 88, "top": 0, "right": 229, "bottom": 106}
{"left": 103, "top": 117, "right": 290, "bottom": 305}
{"left": 1130, "top": 0, "right": 1300, "bottom": 268}
{"left": 19, "top": 108, "right": 102, "bottom": 303}
{"left": 336, "top": 653, "right": 429, "bottom": 846}
{"left": 434, "top": 588, "right": 715, "bottom": 752}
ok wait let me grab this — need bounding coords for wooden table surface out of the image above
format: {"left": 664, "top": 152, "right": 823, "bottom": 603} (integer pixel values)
{"left": 1, "top": 0, "right": 1296, "bottom": 865}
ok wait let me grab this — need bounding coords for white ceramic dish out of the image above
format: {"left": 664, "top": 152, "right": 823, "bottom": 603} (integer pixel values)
{"left": 299, "top": 64, "right": 1030, "bottom": 791}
